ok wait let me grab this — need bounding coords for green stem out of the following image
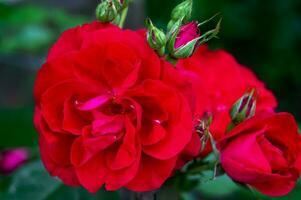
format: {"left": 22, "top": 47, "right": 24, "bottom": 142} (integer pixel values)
{"left": 226, "top": 121, "right": 236, "bottom": 132}
{"left": 166, "top": 54, "right": 178, "bottom": 66}
{"left": 208, "top": 133, "right": 220, "bottom": 158}
{"left": 118, "top": 6, "right": 129, "bottom": 28}
{"left": 188, "top": 162, "right": 216, "bottom": 175}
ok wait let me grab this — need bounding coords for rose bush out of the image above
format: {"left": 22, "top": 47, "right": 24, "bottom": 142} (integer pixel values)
{"left": 177, "top": 46, "right": 277, "bottom": 156}
{"left": 33, "top": 22, "right": 200, "bottom": 192}
{"left": 217, "top": 112, "right": 301, "bottom": 196}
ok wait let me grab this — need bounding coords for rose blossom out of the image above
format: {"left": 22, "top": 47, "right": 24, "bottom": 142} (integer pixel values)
{"left": 177, "top": 45, "right": 277, "bottom": 156}
{"left": 167, "top": 21, "right": 201, "bottom": 58}
{"left": 217, "top": 112, "right": 301, "bottom": 196}
{"left": 34, "top": 22, "right": 199, "bottom": 192}
{"left": 174, "top": 21, "right": 200, "bottom": 49}
{"left": 0, "top": 148, "right": 29, "bottom": 174}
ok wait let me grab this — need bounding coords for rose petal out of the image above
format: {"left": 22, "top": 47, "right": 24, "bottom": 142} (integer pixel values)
{"left": 75, "top": 153, "right": 108, "bottom": 193}
{"left": 71, "top": 131, "right": 117, "bottom": 167}
{"left": 126, "top": 155, "right": 177, "bottom": 192}
{"left": 106, "top": 117, "right": 137, "bottom": 170}
{"left": 140, "top": 121, "right": 166, "bottom": 146}
{"left": 41, "top": 80, "right": 96, "bottom": 133}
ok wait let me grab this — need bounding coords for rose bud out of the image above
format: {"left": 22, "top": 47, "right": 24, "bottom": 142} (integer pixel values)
{"left": 112, "top": 0, "right": 131, "bottom": 11}
{"left": 230, "top": 88, "right": 257, "bottom": 125}
{"left": 146, "top": 18, "right": 166, "bottom": 56}
{"left": 217, "top": 112, "right": 301, "bottom": 197}
{"left": 96, "top": 0, "right": 118, "bottom": 23}
{"left": 0, "top": 148, "right": 29, "bottom": 174}
{"left": 167, "top": 0, "right": 193, "bottom": 30}
{"left": 167, "top": 21, "right": 200, "bottom": 59}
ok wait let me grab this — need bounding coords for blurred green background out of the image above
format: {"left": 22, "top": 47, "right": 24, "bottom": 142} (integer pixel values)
{"left": 0, "top": 0, "right": 300, "bottom": 199}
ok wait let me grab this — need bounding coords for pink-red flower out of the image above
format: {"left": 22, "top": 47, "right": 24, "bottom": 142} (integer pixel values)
{"left": 174, "top": 21, "right": 199, "bottom": 49}
{"left": 34, "top": 22, "right": 199, "bottom": 192}
{"left": 217, "top": 112, "right": 301, "bottom": 197}
{"left": 177, "top": 45, "right": 277, "bottom": 156}
{"left": 0, "top": 148, "right": 29, "bottom": 174}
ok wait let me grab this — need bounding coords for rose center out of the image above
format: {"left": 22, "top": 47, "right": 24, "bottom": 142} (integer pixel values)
{"left": 102, "top": 99, "right": 135, "bottom": 116}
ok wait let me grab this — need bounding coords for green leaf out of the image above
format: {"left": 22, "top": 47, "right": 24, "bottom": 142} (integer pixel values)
{"left": 3, "top": 161, "right": 62, "bottom": 200}
{"left": 197, "top": 174, "right": 239, "bottom": 197}
{"left": 45, "top": 185, "right": 119, "bottom": 200}
{"left": 0, "top": 160, "right": 120, "bottom": 200}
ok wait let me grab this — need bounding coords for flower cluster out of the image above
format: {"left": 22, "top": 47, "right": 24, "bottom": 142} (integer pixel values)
{"left": 33, "top": 0, "right": 301, "bottom": 197}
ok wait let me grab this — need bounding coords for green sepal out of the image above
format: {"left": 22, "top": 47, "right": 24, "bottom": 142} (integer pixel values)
{"left": 230, "top": 88, "right": 257, "bottom": 125}
{"left": 146, "top": 18, "right": 167, "bottom": 51}
{"left": 171, "top": 0, "right": 193, "bottom": 22}
{"left": 198, "top": 18, "right": 222, "bottom": 46}
{"left": 112, "top": 0, "right": 131, "bottom": 11}
{"left": 96, "top": 0, "right": 118, "bottom": 23}
{"left": 166, "top": 19, "right": 182, "bottom": 54}
{"left": 173, "top": 36, "right": 199, "bottom": 58}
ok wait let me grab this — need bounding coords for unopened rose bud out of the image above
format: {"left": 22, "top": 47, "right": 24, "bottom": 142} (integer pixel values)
{"left": 0, "top": 148, "right": 29, "bottom": 174}
{"left": 146, "top": 19, "right": 166, "bottom": 56}
{"left": 167, "top": 21, "right": 200, "bottom": 58}
{"left": 171, "top": 0, "right": 193, "bottom": 23}
{"left": 112, "top": 0, "right": 131, "bottom": 11}
{"left": 230, "top": 88, "right": 257, "bottom": 125}
{"left": 96, "top": 0, "right": 118, "bottom": 23}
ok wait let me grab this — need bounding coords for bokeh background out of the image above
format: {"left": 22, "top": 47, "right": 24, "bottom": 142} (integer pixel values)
{"left": 0, "top": 0, "right": 301, "bottom": 199}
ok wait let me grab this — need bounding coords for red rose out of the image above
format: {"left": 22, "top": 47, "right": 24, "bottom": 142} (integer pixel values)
{"left": 34, "top": 22, "right": 199, "bottom": 192}
{"left": 217, "top": 112, "right": 301, "bottom": 196}
{"left": 177, "top": 46, "right": 277, "bottom": 156}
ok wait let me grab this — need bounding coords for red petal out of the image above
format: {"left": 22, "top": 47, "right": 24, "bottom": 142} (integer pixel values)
{"left": 127, "top": 80, "right": 193, "bottom": 160}
{"left": 140, "top": 121, "right": 166, "bottom": 146}
{"left": 176, "top": 131, "right": 201, "bottom": 168}
{"left": 126, "top": 155, "right": 177, "bottom": 192}
{"left": 220, "top": 130, "right": 272, "bottom": 177}
{"left": 71, "top": 132, "right": 116, "bottom": 167}
{"left": 39, "top": 135, "right": 80, "bottom": 186}
{"left": 40, "top": 80, "right": 96, "bottom": 133}
{"left": 92, "top": 115, "right": 124, "bottom": 136}
{"left": 34, "top": 57, "right": 75, "bottom": 103}
{"left": 62, "top": 96, "right": 92, "bottom": 135}
{"left": 75, "top": 153, "right": 108, "bottom": 193}
{"left": 47, "top": 21, "right": 115, "bottom": 60}
{"left": 105, "top": 122, "right": 141, "bottom": 190}
{"left": 106, "top": 117, "right": 137, "bottom": 170}
{"left": 35, "top": 107, "right": 80, "bottom": 186}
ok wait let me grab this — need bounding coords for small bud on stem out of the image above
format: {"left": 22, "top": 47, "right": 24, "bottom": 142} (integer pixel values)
{"left": 229, "top": 88, "right": 258, "bottom": 127}
{"left": 146, "top": 18, "right": 167, "bottom": 56}
{"left": 169, "top": 0, "right": 193, "bottom": 29}
{"left": 96, "top": 0, "right": 119, "bottom": 23}
{"left": 167, "top": 20, "right": 200, "bottom": 59}
{"left": 96, "top": 0, "right": 132, "bottom": 28}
